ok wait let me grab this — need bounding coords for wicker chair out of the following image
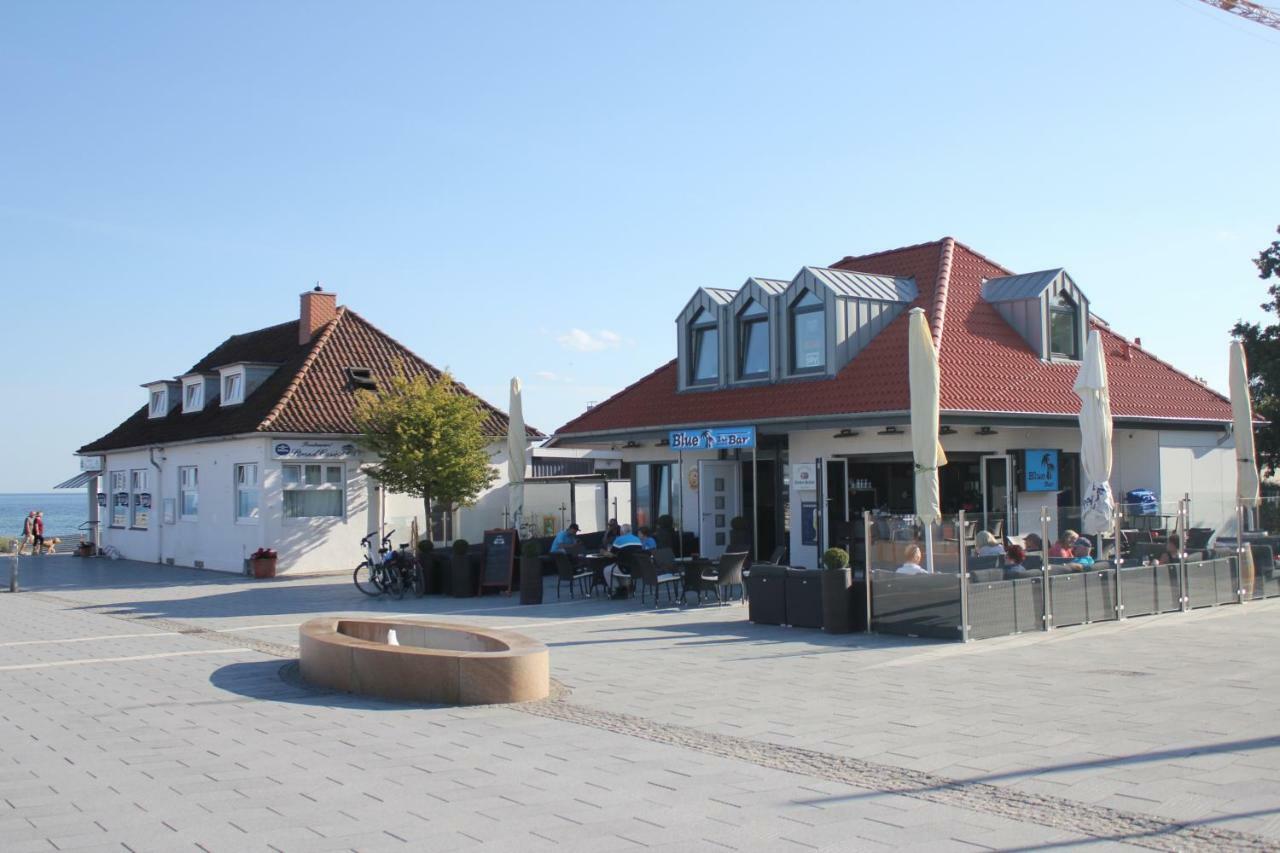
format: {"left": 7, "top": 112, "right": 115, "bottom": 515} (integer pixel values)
{"left": 554, "top": 552, "right": 592, "bottom": 600}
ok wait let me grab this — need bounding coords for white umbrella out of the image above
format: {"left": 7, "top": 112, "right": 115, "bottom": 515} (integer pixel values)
{"left": 1230, "top": 341, "right": 1260, "bottom": 519}
{"left": 908, "top": 308, "right": 947, "bottom": 572}
{"left": 1074, "top": 330, "right": 1114, "bottom": 538}
{"left": 506, "top": 377, "right": 527, "bottom": 534}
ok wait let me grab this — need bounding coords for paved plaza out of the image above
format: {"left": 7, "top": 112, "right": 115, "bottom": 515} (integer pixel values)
{"left": 2, "top": 556, "right": 1279, "bottom": 851}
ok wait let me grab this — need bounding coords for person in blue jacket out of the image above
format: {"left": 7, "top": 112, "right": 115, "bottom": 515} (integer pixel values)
{"left": 550, "top": 523, "right": 580, "bottom": 555}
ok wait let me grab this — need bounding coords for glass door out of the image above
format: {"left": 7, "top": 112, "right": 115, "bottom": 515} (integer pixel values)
{"left": 980, "top": 455, "right": 1015, "bottom": 540}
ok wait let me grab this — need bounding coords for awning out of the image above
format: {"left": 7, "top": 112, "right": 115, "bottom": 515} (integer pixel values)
{"left": 53, "top": 471, "right": 98, "bottom": 490}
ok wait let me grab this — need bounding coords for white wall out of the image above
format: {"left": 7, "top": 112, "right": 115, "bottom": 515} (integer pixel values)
{"left": 1158, "top": 430, "right": 1235, "bottom": 530}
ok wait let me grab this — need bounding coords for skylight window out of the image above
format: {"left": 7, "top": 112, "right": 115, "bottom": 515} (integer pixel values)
{"left": 348, "top": 367, "right": 377, "bottom": 391}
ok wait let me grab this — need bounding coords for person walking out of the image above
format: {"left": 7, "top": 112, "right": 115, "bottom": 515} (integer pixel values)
{"left": 32, "top": 511, "right": 45, "bottom": 555}
{"left": 19, "top": 511, "right": 35, "bottom": 555}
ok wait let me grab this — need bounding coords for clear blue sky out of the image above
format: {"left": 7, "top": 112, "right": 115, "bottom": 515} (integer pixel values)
{"left": 1, "top": 1, "right": 1277, "bottom": 492}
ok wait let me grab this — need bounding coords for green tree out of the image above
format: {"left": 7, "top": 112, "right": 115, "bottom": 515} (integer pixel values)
{"left": 1232, "top": 226, "right": 1280, "bottom": 475}
{"left": 353, "top": 369, "right": 498, "bottom": 536}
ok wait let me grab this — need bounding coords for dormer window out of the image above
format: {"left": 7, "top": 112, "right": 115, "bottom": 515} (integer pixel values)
{"left": 790, "top": 290, "right": 825, "bottom": 373}
{"left": 222, "top": 372, "right": 244, "bottom": 405}
{"left": 184, "top": 382, "right": 203, "bottom": 412}
{"left": 149, "top": 389, "right": 167, "bottom": 418}
{"left": 737, "top": 299, "right": 769, "bottom": 379}
{"left": 1050, "top": 295, "right": 1079, "bottom": 360}
{"left": 689, "top": 309, "right": 718, "bottom": 385}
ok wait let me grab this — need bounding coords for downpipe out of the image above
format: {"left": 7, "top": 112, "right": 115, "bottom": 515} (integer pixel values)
{"left": 150, "top": 447, "right": 165, "bottom": 564}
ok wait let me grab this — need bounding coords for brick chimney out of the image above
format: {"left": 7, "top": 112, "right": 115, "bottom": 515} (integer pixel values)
{"left": 299, "top": 284, "right": 337, "bottom": 345}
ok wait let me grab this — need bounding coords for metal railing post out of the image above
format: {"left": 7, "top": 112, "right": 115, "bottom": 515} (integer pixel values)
{"left": 8, "top": 542, "right": 18, "bottom": 593}
{"left": 1114, "top": 507, "right": 1125, "bottom": 620}
{"left": 1178, "top": 496, "right": 1189, "bottom": 613}
{"left": 958, "top": 510, "right": 970, "bottom": 643}
{"left": 1040, "top": 506, "right": 1052, "bottom": 632}
{"left": 863, "top": 511, "right": 874, "bottom": 634}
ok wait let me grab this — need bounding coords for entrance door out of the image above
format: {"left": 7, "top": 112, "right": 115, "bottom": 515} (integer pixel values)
{"left": 980, "top": 455, "right": 1015, "bottom": 539}
{"left": 699, "top": 460, "right": 741, "bottom": 559}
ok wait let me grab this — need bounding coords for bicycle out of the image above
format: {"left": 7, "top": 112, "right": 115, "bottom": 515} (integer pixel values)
{"left": 353, "top": 530, "right": 425, "bottom": 599}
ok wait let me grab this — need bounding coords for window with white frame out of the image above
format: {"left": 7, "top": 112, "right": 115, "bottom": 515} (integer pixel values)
{"left": 130, "top": 468, "right": 150, "bottom": 528}
{"left": 178, "top": 466, "right": 198, "bottom": 520}
{"left": 282, "top": 463, "right": 345, "bottom": 519}
{"left": 183, "top": 382, "right": 203, "bottom": 413}
{"left": 222, "top": 372, "right": 244, "bottom": 405}
{"left": 235, "top": 463, "right": 259, "bottom": 522}
{"left": 148, "top": 389, "right": 167, "bottom": 418}
{"left": 1049, "top": 294, "right": 1080, "bottom": 360}
{"left": 109, "top": 470, "right": 128, "bottom": 528}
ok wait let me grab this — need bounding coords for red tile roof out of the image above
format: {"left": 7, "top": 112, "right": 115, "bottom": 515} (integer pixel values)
{"left": 554, "top": 238, "right": 1232, "bottom": 436}
{"left": 80, "top": 308, "right": 539, "bottom": 453}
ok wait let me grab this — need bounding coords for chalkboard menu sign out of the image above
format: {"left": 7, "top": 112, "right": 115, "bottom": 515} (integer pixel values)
{"left": 480, "top": 528, "right": 517, "bottom": 594}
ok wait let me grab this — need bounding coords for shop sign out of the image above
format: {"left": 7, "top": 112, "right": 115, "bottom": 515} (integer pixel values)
{"left": 792, "top": 463, "right": 817, "bottom": 491}
{"left": 273, "top": 441, "right": 357, "bottom": 459}
{"left": 669, "top": 426, "right": 756, "bottom": 451}
{"left": 1022, "top": 449, "right": 1060, "bottom": 492}
{"left": 80, "top": 455, "right": 103, "bottom": 472}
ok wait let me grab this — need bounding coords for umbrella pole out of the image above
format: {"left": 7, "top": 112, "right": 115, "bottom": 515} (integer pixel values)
{"left": 924, "top": 523, "right": 935, "bottom": 574}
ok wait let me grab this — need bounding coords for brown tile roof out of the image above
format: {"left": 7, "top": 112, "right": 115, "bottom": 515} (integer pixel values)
{"left": 554, "top": 239, "right": 1233, "bottom": 436}
{"left": 80, "top": 308, "right": 538, "bottom": 454}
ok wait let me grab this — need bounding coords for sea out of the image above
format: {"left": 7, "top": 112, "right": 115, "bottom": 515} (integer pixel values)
{"left": 0, "top": 493, "right": 88, "bottom": 537}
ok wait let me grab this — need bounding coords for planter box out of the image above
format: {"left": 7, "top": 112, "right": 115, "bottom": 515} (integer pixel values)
{"left": 77, "top": 543, "right": 94, "bottom": 558}
{"left": 251, "top": 557, "right": 277, "bottom": 579}
{"left": 451, "top": 554, "right": 476, "bottom": 598}
{"left": 821, "top": 567, "right": 854, "bottom": 633}
{"left": 519, "top": 556, "right": 543, "bottom": 604}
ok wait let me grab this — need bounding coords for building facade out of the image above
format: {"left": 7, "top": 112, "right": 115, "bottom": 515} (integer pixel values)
{"left": 549, "top": 238, "right": 1240, "bottom": 569}
{"left": 76, "top": 289, "right": 539, "bottom": 575}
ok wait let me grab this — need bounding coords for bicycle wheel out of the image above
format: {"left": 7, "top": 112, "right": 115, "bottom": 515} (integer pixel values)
{"left": 353, "top": 561, "right": 382, "bottom": 596}
{"left": 388, "top": 565, "right": 407, "bottom": 600}
{"left": 410, "top": 561, "right": 426, "bottom": 597}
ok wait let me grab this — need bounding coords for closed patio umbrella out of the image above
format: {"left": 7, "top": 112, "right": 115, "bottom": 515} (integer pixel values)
{"left": 1074, "top": 330, "right": 1114, "bottom": 540}
{"left": 507, "top": 377, "right": 527, "bottom": 534}
{"left": 1230, "top": 341, "right": 1260, "bottom": 528}
{"left": 908, "top": 307, "right": 947, "bottom": 572}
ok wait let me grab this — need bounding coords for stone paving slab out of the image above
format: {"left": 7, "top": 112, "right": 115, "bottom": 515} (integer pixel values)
{"left": 3, "top": 556, "right": 1280, "bottom": 849}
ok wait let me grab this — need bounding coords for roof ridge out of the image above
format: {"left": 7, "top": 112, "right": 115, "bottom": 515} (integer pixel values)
{"left": 947, "top": 238, "right": 1015, "bottom": 276}
{"left": 834, "top": 237, "right": 946, "bottom": 266}
{"left": 931, "top": 237, "right": 955, "bottom": 352}
{"left": 1093, "top": 321, "right": 1230, "bottom": 406}
{"left": 257, "top": 309, "right": 346, "bottom": 431}
{"left": 555, "top": 359, "right": 677, "bottom": 436}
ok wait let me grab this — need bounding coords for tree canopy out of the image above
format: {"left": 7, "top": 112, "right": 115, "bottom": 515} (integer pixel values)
{"left": 1231, "top": 226, "right": 1280, "bottom": 475}
{"left": 353, "top": 369, "right": 498, "bottom": 534}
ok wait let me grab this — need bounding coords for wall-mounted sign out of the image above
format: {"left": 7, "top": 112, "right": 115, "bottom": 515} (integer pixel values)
{"left": 792, "top": 463, "right": 817, "bottom": 491}
{"left": 80, "top": 456, "right": 103, "bottom": 472}
{"left": 273, "top": 441, "right": 357, "bottom": 459}
{"left": 1022, "top": 449, "right": 1060, "bottom": 492}
{"left": 669, "top": 426, "right": 756, "bottom": 451}
{"left": 801, "top": 502, "right": 818, "bottom": 546}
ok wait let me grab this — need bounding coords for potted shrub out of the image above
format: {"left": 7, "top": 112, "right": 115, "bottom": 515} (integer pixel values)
{"left": 450, "top": 539, "right": 474, "bottom": 597}
{"left": 417, "top": 540, "right": 438, "bottom": 595}
{"left": 820, "top": 547, "right": 854, "bottom": 633}
{"left": 519, "top": 538, "right": 543, "bottom": 605}
{"left": 250, "top": 547, "right": 278, "bottom": 579}
{"left": 77, "top": 540, "right": 95, "bottom": 558}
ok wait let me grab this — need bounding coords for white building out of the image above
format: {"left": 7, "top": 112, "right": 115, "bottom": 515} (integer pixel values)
{"left": 75, "top": 288, "right": 539, "bottom": 575}
{"left": 548, "top": 238, "right": 1243, "bottom": 569}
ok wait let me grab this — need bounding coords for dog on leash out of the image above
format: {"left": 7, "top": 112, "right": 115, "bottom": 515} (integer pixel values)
{"left": 40, "top": 537, "right": 60, "bottom": 555}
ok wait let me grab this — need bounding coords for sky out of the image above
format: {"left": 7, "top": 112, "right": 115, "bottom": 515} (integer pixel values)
{"left": 1, "top": 1, "right": 1278, "bottom": 492}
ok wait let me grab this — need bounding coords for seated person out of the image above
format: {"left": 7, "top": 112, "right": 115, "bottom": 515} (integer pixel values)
{"left": 1049, "top": 530, "right": 1079, "bottom": 558}
{"left": 1155, "top": 534, "right": 1183, "bottom": 565}
{"left": 1024, "top": 533, "right": 1043, "bottom": 553}
{"left": 603, "top": 524, "right": 643, "bottom": 593}
{"left": 637, "top": 525, "right": 657, "bottom": 551}
{"left": 896, "top": 544, "right": 929, "bottom": 574}
{"left": 602, "top": 519, "right": 621, "bottom": 550}
{"left": 1068, "top": 539, "right": 1095, "bottom": 570}
{"left": 1004, "top": 544, "right": 1030, "bottom": 576}
{"left": 973, "top": 531, "right": 1004, "bottom": 557}
{"left": 550, "top": 523, "right": 580, "bottom": 555}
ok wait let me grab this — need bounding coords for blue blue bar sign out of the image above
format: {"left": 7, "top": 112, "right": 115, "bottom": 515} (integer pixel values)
{"left": 669, "top": 426, "right": 756, "bottom": 451}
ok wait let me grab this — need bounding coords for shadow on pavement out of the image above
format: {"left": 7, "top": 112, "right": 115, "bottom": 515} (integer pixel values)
{"left": 208, "top": 659, "right": 451, "bottom": 712}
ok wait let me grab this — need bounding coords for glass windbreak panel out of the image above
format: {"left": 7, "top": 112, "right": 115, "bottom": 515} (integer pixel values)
{"left": 1050, "top": 298, "right": 1078, "bottom": 359}
{"left": 791, "top": 292, "right": 825, "bottom": 372}
{"left": 868, "top": 512, "right": 962, "bottom": 640}
{"left": 634, "top": 464, "right": 652, "bottom": 529}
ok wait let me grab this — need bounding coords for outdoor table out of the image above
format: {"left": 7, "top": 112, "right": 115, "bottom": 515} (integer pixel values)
{"left": 583, "top": 553, "right": 613, "bottom": 596}
{"left": 675, "top": 556, "right": 715, "bottom": 604}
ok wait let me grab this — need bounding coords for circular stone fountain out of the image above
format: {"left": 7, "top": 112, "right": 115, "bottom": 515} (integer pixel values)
{"left": 299, "top": 617, "right": 549, "bottom": 705}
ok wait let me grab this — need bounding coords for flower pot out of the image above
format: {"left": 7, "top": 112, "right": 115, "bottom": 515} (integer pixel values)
{"left": 519, "top": 555, "right": 543, "bottom": 605}
{"left": 251, "top": 557, "right": 277, "bottom": 579}
{"left": 77, "top": 543, "right": 94, "bottom": 558}
{"left": 821, "top": 566, "right": 854, "bottom": 633}
{"left": 419, "top": 552, "right": 440, "bottom": 595}
{"left": 451, "top": 554, "right": 475, "bottom": 597}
